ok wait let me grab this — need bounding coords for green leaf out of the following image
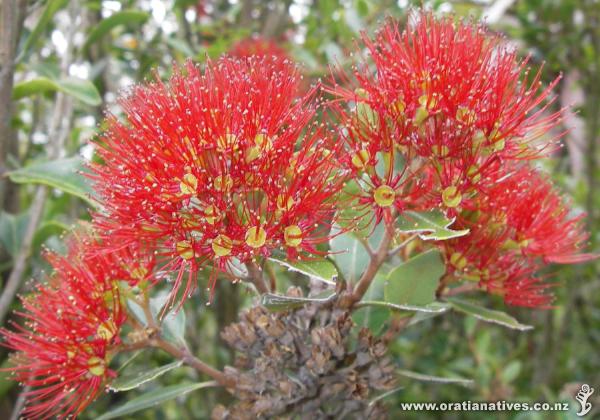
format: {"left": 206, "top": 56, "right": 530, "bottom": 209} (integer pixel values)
{"left": 445, "top": 297, "right": 534, "bottom": 331}
{"left": 397, "top": 369, "right": 474, "bottom": 387}
{"left": 261, "top": 292, "right": 336, "bottom": 312}
{"left": 18, "top": 0, "right": 69, "bottom": 61}
{"left": 96, "top": 382, "right": 216, "bottom": 420}
{"left": 384, "top": 249, "right": 445, "bottom": 306}
{"left": 150, "top": 292, "right": 187, "bottom": 345}
{"left": 358, "top": 300, "right": 450, "bottom": 314}
{"left": 12, "top": 77, "right": 102, "bottom": 105}
{"left": 109, "top": 361, "right": 183, "bottom": 392}
{"left": 0, "top": 211, "right": 29, "bottom": 257}
{"left": 396, "top": 210, "right": 469, "bottom": 241}
{"left": 8, "top": 157, "right": 95, "bottom": 204}
{"left": 329, "top": 225, "right": 370, "bottom": 282}
{"left": 84, "top": 10, "right": 149, "bottom": 50}
{"left": 501, "top": 360, "right": 522, "bottom": 383}
{"left": 268, "top": 257, "right": 338, "bottom": 285}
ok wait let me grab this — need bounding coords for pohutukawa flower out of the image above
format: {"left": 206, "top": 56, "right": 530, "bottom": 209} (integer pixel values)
{"left": 0, "top": 233, "right": 150, "bottom": 418}
{"left": 439, "top": 166, "right": 595, "bottom": 307}
{"left": 329, "top": 12, "right": 563, "bottom": 216}
{"left": 90, "top": 57, "right": 348, "bottom": 303}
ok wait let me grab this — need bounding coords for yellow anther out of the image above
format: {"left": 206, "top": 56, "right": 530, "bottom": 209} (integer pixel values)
{"left": 176, "top": 240, "right": 194, "bottom": 260}
{"left": 212, "top": 234, "right": 233, "bottom": 257}
{"left": 456, "top": 106, "right": 476, "bottom": 124}
{"left": 97, "top": 320, "right": 116, "bottom": 341}
{"left": 284, "top": 225, "right": 303, "bottom": 247}
{"left": 373, "top": 185, "right": 395, "bottom": 207}
{"left": 432, "top": 145, "right": 449, "bottom": 157}
{"left": 254, "top": 133, "right": 273, "bottom": 151}
{"left": 245, "top": 226, "right": 267, "bottom": 248}
{"left": 276, "top": 195, "right": 294, "bottom": 211}
{"left": 204, "top": 204, "right": 218, "bottom": 224}
{"left": 351, "top": 149, "right": 370, "bottom": 170}
{"left": 87, "top": 357, "right": 105, "bottom": 377}
{"left": 214, "top": 174, "right": 233, "bottom": 192}
{"left": 179, "top": 173, "right": 198, "bottom": 195}
{"left": 442, "top": 186, "right": 462, "bottom": 208}
{"left": 413, "top": 106, "right": 429, "bottom": 125}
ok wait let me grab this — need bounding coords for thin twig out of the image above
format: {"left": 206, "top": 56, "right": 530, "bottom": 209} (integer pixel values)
{"left": 245, "top": 261, "right": 269, "bottom": 294}
{"left": 349, "top": 224, "right": 394, "bottom": 305}
{"left": 152, "top": 337, "right": 234, "bottom": 388}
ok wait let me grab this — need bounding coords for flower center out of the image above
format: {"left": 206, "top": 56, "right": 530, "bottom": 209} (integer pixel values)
{"left": 212, "top": 234, "right": 233, "bottom": 257}
{"left": 373, "top": 185, "right": 395, "bottom": 207}
{"left": 245, "top": 226, "right": 267, "bottom": 248}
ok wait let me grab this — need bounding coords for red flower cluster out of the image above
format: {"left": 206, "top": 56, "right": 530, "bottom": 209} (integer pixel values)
{"left": 0, "top": 234, "right": 153, "bottom": 418}
{"left": 91, "top": 57, "right": 347, "bottom": 302}
{"left": 440, "top": 166, "right": 592, "bottom": 307}
{"left": 331, "top": 13, "right": 593, "bottom": 306}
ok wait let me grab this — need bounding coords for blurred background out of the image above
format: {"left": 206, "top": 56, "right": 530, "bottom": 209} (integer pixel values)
{"left": 0, "top": 0, "right": 599, "bottom": 418}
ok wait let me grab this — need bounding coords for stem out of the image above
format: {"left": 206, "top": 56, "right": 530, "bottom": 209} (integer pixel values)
{"left": 245, "top": 261, "right": 269, "bottom": 294}
{"left": 350, "top": 225, "right": 394, "bottom": 305}
{"left": 152, "top": 337, "right": 234, "bottom": 388}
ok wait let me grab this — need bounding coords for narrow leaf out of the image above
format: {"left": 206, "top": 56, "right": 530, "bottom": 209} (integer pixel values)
{"left": 446, "top": 297, "right": 533, "bottom": 331}
{"left": 8, "top": 157, "right": 95, "bottom": 204}
{"left": 384, "top": 249, "right": 445, "bottom": 306}
{"left": 358, "top": 300, "right": 450, "bottom": 314}
{"left": 397, "top": 369, "right": 474, "bottom": 387}
{"left": 96, "top": 382, "right": 216, "bottom": 420}
{"left": 397, "top": 210, "right": 469, "bottom": 241}
{"left": 109, "top": 361, "right": 183, "bottom": 391}
{"left": 18, "top": 0, "right": 68, "bottom": 61}
{"left": 84, "top": 10, "right": 149, "bottom": 50}
{"left": 262, "top": 292, "right": 336, "bottom": 312}
{"left": 268, "top": 257, "right": 337, "bottom": 284}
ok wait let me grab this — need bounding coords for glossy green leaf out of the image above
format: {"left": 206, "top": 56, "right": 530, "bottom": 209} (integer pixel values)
{"left": 96, "top": 382, "right": 216, "bottom": 420}
{"left": 18, "top": 0, "right": 69, "bottom": 61}
{"left": 358, "top": 300, "right": 451, "bottom": 314}
{"left": 384, "top": 249, "right": 445, "bottom": 306}
{"left": 150, "top": 292, "right": 187, "bottom": 345}
{"left": 329, "top": 225, "right": 370, "bottom": 282}
{"left": 396, "top": 210, "right": 470, "bottom": 241}
{"left": 8, "top": 157, "right": 95, "bottom": 204}
{"left": 446, "top": 297, "right": 534, "bottom": 331}
{"left": 262, "top": 292, "right": 336, "bottom": 312}
{"left": 84, "top": 10, "right": 149, "bottom": 50}
{"left": 397, "top": 369, "right": 474, "bottom": 387}
{"left": 109, "top": 361, "right": 183, "bottom": 392}
{"left": 12, "top": 77, "right": 101, "bottom": 105}
{"left": 0, "top": 211, "right": 30, "bottom": 257}
{"left": 268, "top": 257, "right": 338, "bottom": 285}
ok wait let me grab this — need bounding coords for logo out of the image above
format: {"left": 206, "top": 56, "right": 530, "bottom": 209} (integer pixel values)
{"left": 575, "top": 384, "right": 594, "bottom": 417}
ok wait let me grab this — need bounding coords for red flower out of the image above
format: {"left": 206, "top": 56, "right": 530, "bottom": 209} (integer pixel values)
{"left": 440, "top": 166, "right": 595, "bottom": 307}
{"left": 90, "top": 57, "right": 348, "bottom": 303}
{"left": 328, "top": 13, "right": 562, "bottom": 216}
{"left": 0, "top": 233, "right": 149, "bottom": 418}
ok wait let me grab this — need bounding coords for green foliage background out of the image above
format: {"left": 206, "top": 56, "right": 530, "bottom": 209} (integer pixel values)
{"left": 0, "top": 0, "right": 599, "bottom": 418}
